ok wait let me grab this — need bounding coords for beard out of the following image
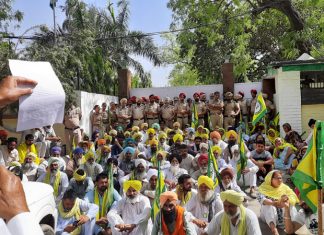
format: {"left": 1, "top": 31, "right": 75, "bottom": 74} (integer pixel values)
{"left": 226, "top": 210, "right": 240, "bottom": 219}
{"left": 85, "top": 162, "right": 95, "bottom": 177}
{"left": 198, "top": 190, "right": 215, "bottom": 204}
{"left": 51, "top": 168, "right": 58, "bottom": 174}
{"left": 162, "top": 208, "right": 176, "bottom": 223}
{"left": 136, "top": 171, "right": 146, "bottom": 180}
{"left": 200, "top": 167, "right": 208, "bottom": 174}
{"left": 23, "top": 163, "right": 33, "bottom": 170}
{"left": 170, "top": 165, "right": 179, "bottom": 174}
{"left": 126, "top": 194, "right": 139, "bottom": 204}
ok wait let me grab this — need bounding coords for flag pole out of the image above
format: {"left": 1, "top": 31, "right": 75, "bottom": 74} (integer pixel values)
{"left": 318, "top": 188, "right": 323, "bottom": 235}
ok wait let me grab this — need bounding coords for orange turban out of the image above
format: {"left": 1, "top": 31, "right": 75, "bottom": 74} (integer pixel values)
{"left": 160, "top": 191, "right": 178, "bottom": 207}
{"left": 210, "top": 131, "right": 221, "bottom": 140}
{"left": 97, "top": 139, "right": 106, "bottom": 145}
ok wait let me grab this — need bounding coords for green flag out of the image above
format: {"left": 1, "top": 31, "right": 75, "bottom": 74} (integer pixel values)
{"left": 151, "top": 161, "right": 166, "bottom": 221}
{"left": 252, "top": 93, "right": 267, "bottom": 126}
{"left": 237, "top": 130, "right": 247, "bottom": 181}
{"left": 191, "top": 103, "right": 198, "bottom": 129}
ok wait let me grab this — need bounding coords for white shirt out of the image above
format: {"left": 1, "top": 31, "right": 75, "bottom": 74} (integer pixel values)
{"left": 180, "top": 154, "right": 195, "bottom": 174}
{"left": 164, "top": 167, "right": 188, "bottom": 183}
{"left": 0, "top": 146, "right": 19, "bottom": 166}
{"left": 107, "top": 194, "right": 152, "bottom": 235}
{"left": 0, "top": 212, "right": 43, "bottom": 235}
{"left": 207, "top": 208, "right": 262, "bottom": 235}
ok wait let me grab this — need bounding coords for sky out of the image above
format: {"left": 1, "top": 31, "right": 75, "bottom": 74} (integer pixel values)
{"left": 11, "top": 0, "right": 173, "bottom": 87}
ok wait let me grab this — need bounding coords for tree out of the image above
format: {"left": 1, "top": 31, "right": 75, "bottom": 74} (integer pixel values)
{"left": 167, "top": 0, "right": 324, "bottom": 84}
{"left": 131, "top": 73, "right": 152, "bottom": 88}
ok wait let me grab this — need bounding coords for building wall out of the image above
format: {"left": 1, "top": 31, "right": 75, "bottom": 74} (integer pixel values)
{"left": 130, "top": 82, "right": 262, "bottom": 100}
{"left": 301, "top": 104, "right": 324, "bottom": 136}
{"left": 274, "top": 68, "right": 302, "bottom": 136}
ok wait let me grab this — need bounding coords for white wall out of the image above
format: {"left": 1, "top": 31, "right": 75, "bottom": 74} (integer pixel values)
{"left": 274, "top": 68, "right": 302, "bottom": 136}
{"left": 130, "top": 82, "right": 262, "bottom": 100}
{"left": 76, "top": 91, "right": 119, "bottom": 136}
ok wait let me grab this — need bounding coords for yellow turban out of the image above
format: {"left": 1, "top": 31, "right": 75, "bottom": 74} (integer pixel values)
{"left": 132, "top": 133, "right": 142, "bottom": 140}
{"left": 198, "top": 175, "right": 214, "bottom": 189}
{"left": 141, "top": 123, "right": 148, "bottom": 129}
{"left": 104, "top": 134, "right": 112, "bottom": 142}
{"left": 173, "top": 133, "right": 183, "bottom": 143}
{"left": 149, "top": 139, "right": 158, "bottom": 146}
{"left": 220, "top": 190, "right": 244, "bottom": 206}
{"left": 73, "top": 169, "right": 86, "bottom": 181}
{"left": 124, "top": 131, "right": 131, "bottom": 137}
{"left": 226, "top": 130, "right": 238, "bottom": 139}
{"left": 123, "top": 180, "right": 142, "bottom": 192}
{"left": 84, "top": 151, "right": 95, "bottom": 161}
{"left": 158, "top": 132, "right": 167, "bottom": 140}
{"left": 157, "top": 150, "right": 167, "bottom": 159}
{"left": 201, "top": 134, "right": 209, "bottom": 140}
{"left": 147, "top": 128, "right": 156, "bottom": 135}
{"left": 211, "top": 145, "right": 222, "bottom": 155}
{"left": 132, "top": 126, "right": 140, "bottom": 132}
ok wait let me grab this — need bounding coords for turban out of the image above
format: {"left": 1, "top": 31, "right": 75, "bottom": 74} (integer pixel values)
{"left": 186, "top": 127, "right": 195, "bottom": 134}
{"left": 0, "top": 130, "right": 8, "bottom": 137}
{"left": 173, "top": 133, "right": 183, "bottom": 143}
{"left": 152, "top": 123, "right": 160, "bottom": 130}
{"left": 109, "top": 130, "right": 117, "bottom": 136}
{"left": 198, "top": 175, "right": 214, "bottom": 189}
{"left": 116, "top": 126, "right": 123, "bottom": 132}
{"left": 123, "top": 147, "right": 136, "bottom": 155}
{"left": 104, "top": 134, "right": 112, "bottom": 142}
{"left": 226, "top": 130, "right": 238, "bottom": 139}
{"left": 198, "top": 154, "right": 208, "bottom": 164}
{"left": 220, "top": 167, "right": 234, "bottom": 179}
{"left": 79, "top": 141, "right": 91, "bottom": 149}
{"left": 158, "top": 132, "right": 167, "bottom": 140}
{"left": 51, "top": 146, "right": 61, "bottom": 154}
{"left": 97, "top": 139, "right": 106, "bottom": 145}
{"left": 200, "top": 134, "right": 209, "bottom": 140}
{"left": 173, "top": 122, "right": 180, "bottom": 128}
{"left": 132, "top": 126, "right": 140, "bottom": 132}
{"left": 224, "top": 92, "right": 233, "bottom": 98}
{"left": 73, "top": 169, "right": 86, "bottom": 181}
{"left": 84, "top": 151, "right": 96, "bottom": 161}
{"left": 123, "top": 180, "right": 142, "bottom": 192}
{"left": 138, "top": 152, "right": 147, "bottom": 159}
{"left": 197, "top": 125, "right": 204, "bottom": 130}
{"left": 147, "top": 169, "right": 158, "bottom": 180}
{"left": 73, "top": 147, "right": 84, "bottom": 155}
{"left": 135, "top": 158, "right": 147, "bottom": 168}
{"left": 147, "top": 128, "right": 156, "bottom": 135}
{"left": 157, "top": 150, "right": 167, "bottom": 159}
{"left": 220, "top": 190, "right": 244, "bottom": 206}
{"left": 47, "top": 157, "right": 60, "bottom": 166}
{"left": 149, "top": 139, "right": 159, "bottom": 147}
{"left": 160, "top": 191, "right": 178, "bottom": 207}
{"left": 120, "top": 98, "right": 127, "bottom": 104}
{"left": 25, "top": 152, "right": 37, "bottom": 160}
{"left": 199, "top": 143, "right": 208, "bottom": 150}
{"left": 238, "top": 91, "right": 244, "bottom": 97}
{"left": 211, "top": 145, "right": 222, "bottom": 155}
{"left": 124, "top": 138, "right": 135, "bottom": 146}
{"left": 9, "top": 161, "right": 21, "bottom": 167}
{"left": 179, "top": 93, "right": 186, "bottom": 98}
{"left": 193, "top": 92, "right": 200, "bottom": 97}
{"left": 251, "top": 89, "right": 257, "bottom": 94}
{"left": 210, "top": 131, "right": 221, "bottom": 140}
{"left": 141, "top": 123, "right": 148, "bottom": 129}
{"left": 124, "top": 131, "right": 131, "bottom": 137}
{"left": 132, "top": 133, "right": 142, "bottom": 140}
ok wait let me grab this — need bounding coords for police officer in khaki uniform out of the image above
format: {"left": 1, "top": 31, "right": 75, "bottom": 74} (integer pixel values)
{"left": 175, "top": 93, "right": 190, "bottom": 129}
{"left": 109, "top": 102, "right": 118, "bottom": 128}
{"left": 101, "top": 102, "right": 109, "bottom": 132}
{"left": 208, "top": 91, "right": 224, "bottom": 129}
{"left": 116, "top": 98, "right": 131, "bottom": 130}
{"left": 161, "top": 97, "right": 175, "bottom": 128}
{"left": 64, "top": 103, "right": 82, "bottom": 154}
{"left": 223, "top": 92, "right": 240, "bottom": 130}
{"left": 192, "top": 92, "right": 207, "bottom": 126}
{"left": 248, "top": 89, "right": 257, "bottom": 121}
{"left": 91, "top": 105, "right": 102, "bottom": 133}
{"left": 145, "top": 94, "right": 160, "bottom": 127}
{"left": 132, "top": 97, "right": 145, "bottom": 127}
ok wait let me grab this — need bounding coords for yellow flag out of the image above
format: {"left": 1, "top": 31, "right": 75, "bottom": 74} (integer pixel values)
{"left": 252, "top": 93, "right": 267, "bottom": 126}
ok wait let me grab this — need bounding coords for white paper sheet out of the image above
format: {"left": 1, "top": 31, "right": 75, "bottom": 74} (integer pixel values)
{"left": 9, "top": 60, "right": 66, "bottom": 131}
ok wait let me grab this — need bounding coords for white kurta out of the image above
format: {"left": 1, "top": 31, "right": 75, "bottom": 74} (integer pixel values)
{"left": 0, "top": 213, "right": 43, "bottom": 235}
{"left": 107, "top": 194, "right": 152, "bottom": 235}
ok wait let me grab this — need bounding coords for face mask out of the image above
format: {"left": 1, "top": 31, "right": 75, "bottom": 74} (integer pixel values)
{"left": 170, "top": 164, "right": 179, "bottom": 174}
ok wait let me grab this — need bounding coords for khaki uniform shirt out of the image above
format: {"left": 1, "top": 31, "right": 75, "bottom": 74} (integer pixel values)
{"left": 116, "top": 106, "right": 131, "bottom": 122}
{"left": 175, "top": 102, "right": 190, "bottom": 117}
{"left": 132, "top": 105, "right": 145, "bottom": 119}
{"left": 224, "top": 101, "right": 239, "bottom": 116}
{"left": 91, "top": 112, "right": 102, "bottom": 126}
{"left": 145, "top": 102, "right": 160, "bottom": 118}
{"left": 249, "top": 98, "right": 257, "bottom": 114}
{"left": 161, "top": 104, "right": 175, "bottom": 120}
{"left": 208, "top": 99, "right": 224, "bottom": 115}
{"left": 101, "top": 109, "right": 109, "bottom": 124}
{"left": 64, "top": 106, "right": 82, "bottom": 129}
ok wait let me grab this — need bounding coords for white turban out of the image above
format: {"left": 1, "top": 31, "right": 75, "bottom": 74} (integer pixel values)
{"left": 135, "top": 158, "right": 147, "bottom": 168}
{"left": 47, "top": 157, "right": 60, "bottom": 166}
{"left": 147, "top": 169, "right": 158, "bottom": 180}
{"left": 199, "top": 143, "right": 208, "bottom": 150}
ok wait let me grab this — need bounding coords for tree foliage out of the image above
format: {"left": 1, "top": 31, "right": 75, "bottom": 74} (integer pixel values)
{"left": 167, "top": 0, "right": 324, "bottom": 85}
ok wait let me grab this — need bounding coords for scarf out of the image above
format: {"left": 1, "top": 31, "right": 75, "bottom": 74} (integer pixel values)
{"left": 267, "top": 129, "right": 279, "bottom": 145}
{"left": 45, "top": 170, "right": 61, "bottom": 197}
{"left": 258, "top": 170, "right": 299, "bottom": 205}
{"left": 221, "top": 205, "right": 246, "bottom": 235}
{"left": 94, "top": 187, "right": 113, "bottom": 220}
{"left": 176, "top": 185, "right": 192, "bottom": 206}
{"left": 58, "top": 198, "right": 81, "bottom": 235}
{"left": 161, "top": 206, "right": 186, "bottom": 235}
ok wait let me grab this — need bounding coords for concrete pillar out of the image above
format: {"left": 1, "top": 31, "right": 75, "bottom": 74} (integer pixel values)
{"left": 118, "top": 69, "right": 132, "bottom": 99}
{"left": 221, "top": 63, "right": 234, "bottom": 94}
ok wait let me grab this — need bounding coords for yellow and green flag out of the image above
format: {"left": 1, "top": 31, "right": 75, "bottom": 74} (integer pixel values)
{"left": 252, "top": 93, "right": 267, "bottom": 126}
{"left": 237, "top": 131, "right": 247, "bottom": 181}
{"left": 291, "top": 121, "right": 324, "bottom": 213}
{"left": 207, "top": 145, "right": 220, "bottom": 187}
{"left": 191, "top": 103, "right": 199, "bottom": 129}
{"left": 151, "top": 161, "right": 166, "bottom": 221}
